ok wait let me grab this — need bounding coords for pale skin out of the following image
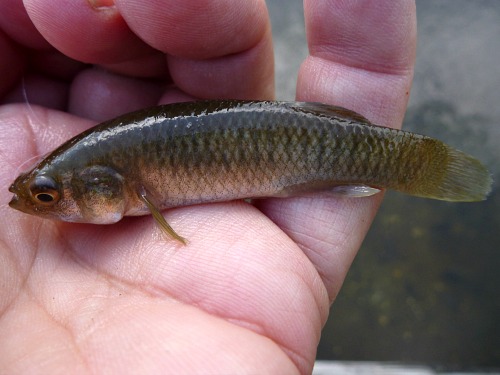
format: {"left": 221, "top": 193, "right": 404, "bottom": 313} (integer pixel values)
{"left": 0, "top": 1, "right": 416, "bottom": 374}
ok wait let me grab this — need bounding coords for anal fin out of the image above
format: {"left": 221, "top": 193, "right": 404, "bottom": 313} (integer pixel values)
{"left": 272, "top": 181, "right": 382, "bottom": 199}
{"left": 331, "top": 185, "right": 382, "bottom": 197}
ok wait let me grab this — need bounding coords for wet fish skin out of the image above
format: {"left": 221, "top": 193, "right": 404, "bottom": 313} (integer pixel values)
{"left": 8, "top": 100, "right": 492, "bottom": 241}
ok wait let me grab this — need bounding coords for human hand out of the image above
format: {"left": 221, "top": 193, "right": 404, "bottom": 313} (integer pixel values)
{"left": 0, "top": 1, "right": 416, "bottom": 374}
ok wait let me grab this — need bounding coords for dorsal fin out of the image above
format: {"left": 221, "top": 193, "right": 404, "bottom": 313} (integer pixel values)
{"left": 284, "top": 102, "right": 372, "bottom": 124}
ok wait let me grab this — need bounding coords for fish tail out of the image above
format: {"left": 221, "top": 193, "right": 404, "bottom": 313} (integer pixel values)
{"left": 414, "top": 144, "right": 493, "bottom": 202}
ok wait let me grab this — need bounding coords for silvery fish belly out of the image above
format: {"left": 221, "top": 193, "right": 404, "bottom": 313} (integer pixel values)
{"left": 9, "top": 100, "right": 493, "bottom": 243}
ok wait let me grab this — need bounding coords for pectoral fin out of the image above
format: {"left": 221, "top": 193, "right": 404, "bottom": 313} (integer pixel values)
{"left": 139, "top": 192, "right": 187, "bottom": 245}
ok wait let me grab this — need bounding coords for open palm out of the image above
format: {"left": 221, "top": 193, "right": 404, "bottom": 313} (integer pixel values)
{"left": 0, "top": 1, "right": 416, "bottom": 373}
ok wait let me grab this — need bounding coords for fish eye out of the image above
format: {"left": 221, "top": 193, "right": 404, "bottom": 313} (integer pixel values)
{"left": 35, "top": 192, "right": 56, "bottom": 202}
{"left": 29, "top": 176, "right": 60, "bottom": 205}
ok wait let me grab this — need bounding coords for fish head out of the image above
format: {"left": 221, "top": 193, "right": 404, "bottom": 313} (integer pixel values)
{"left": 9, "top": 164, "right": 127, "bottom": 224}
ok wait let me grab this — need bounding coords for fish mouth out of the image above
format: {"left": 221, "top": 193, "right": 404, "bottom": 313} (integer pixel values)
{"left": 8, "top": 192, "right": 35, "bottom": 215}
{"left": 8, "top": 193, "right": 20, "bottom": 208}
{"left": 8, "top": 183, "right": 19, "bottom": 208}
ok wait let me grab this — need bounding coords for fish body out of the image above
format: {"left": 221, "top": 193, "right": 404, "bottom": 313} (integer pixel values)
{"left": 9, "top": 101, "right": 492, "bottom": 242}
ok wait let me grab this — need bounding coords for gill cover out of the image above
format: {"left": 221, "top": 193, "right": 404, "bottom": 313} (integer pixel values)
{"left": 71, "top": 165, "right": 126, "bottom": 224}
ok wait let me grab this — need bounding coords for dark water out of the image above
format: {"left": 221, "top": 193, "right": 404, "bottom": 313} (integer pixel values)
{"left": 267, "top": 0, "right": 500, "bottom": 370}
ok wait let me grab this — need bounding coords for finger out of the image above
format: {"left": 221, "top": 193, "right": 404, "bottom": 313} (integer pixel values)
{"left": 3, "top": 74, "right": 69, "bottom": 110}
{"left": 24, "top": 0, "right": 157, "bottom": 63}
{"left": 117, "top": 0, "right": 275, "bottom": 99}
{"left": 167, "top": 33, "right": 274, "bottom": 100}
{"left": 0, "top": 30, "right": 26, "bottom": 99}
{"left": 1, "top": 49, "right": 88, "bottom": 110}
{"left": 24, "top": 0, "right": 274, "bottom": 102}
{"left": 68, "top": 68, "right": 165, "bottom": 121}
{"left": 0, "top": 0, "right": 51, "bottom": 49}
{"left": 258, "top": 1, "right": 417, "bottom": 301}
{"left": 298, "top": 0, "right": 416, "bottom": 127}
{"left": 117, "top": 0, "right": 270, "bottom": 59}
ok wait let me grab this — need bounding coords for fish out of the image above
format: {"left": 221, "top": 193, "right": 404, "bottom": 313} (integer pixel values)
{"left": 8, "top": 100, "right": 493, "bottom": 243}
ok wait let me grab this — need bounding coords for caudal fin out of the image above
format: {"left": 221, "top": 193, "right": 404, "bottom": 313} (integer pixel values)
{"left": 422, "top": 146, "right": 492, "bottom": 202}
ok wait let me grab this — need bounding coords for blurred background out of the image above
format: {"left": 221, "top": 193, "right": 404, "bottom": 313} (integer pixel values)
{"left": 267, "top": 0, "right": 499, "bottom": 371}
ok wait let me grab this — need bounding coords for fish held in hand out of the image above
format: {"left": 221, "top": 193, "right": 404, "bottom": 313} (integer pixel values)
{"left": 8, "top": 101, "right": 493, "bottom": 243}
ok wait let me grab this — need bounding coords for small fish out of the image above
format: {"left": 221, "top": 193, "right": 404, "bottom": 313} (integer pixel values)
{"left": 9, "top": 101, "right": 493, "bottom": 243}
